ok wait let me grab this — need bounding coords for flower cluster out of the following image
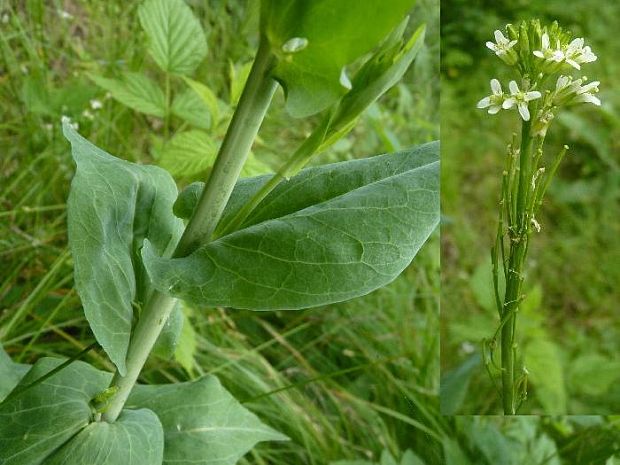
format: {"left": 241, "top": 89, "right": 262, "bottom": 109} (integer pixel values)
{"left": 477, "top": 21, "right": 601, "bottom": 124}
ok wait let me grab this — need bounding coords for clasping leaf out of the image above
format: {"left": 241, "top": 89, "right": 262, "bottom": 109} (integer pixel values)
{"left": 63, "top": 121, "right": 183, "bottom": 374}
{"left": 144, "top": 142, "right": 439, "bottom": 310}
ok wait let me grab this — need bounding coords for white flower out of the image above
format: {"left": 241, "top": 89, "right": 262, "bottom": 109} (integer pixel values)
{"left": 563, "top": 38, "right": 597, "bottom": 70}
{"left": 502, "top": 81, "right": 542, "bottom": 121}
{"left": 477, "top": 79, "right": 505, "bottom": 114}
{"left": 533, "top": 33, "right": 564, "bottom": 63}
{"left": 486, "top": 30, "right": 518, "bottom": 65}
{"left": 90, "top": 99, "right": 103, "bottom": 110}
{"left": 534, "top": 33, "right": 597, "bottom": 71}
{"left": 553, "top": 75, "right": 601, "bottom": 106}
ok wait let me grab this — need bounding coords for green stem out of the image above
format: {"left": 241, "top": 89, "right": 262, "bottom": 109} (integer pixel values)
{"left": 215, "top": 132, "right": 319, "bottom": 237}
{"left": 175, "top": 39, "right": 277, "bottom": 256}
{"left": 500, "top": 118, "right": 532, "bottom": 415}
{"left": 102, "top": 36, "right": 277, "bottom": 423}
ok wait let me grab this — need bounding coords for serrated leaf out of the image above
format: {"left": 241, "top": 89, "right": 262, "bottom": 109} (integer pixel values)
{"left": 171, "top": 88, "right": 211, "bottom": 128}
{"left": 158, "top": 129, "right": 217, "bottom": 177}
{"left": 128, "top": 375, "right": 287, "bottom": 465}
{"left": 0, "top": 358, "right": 111, "bottom": 465}
{"left": 46, "top": 409, "right": 163, "bottom": 465}
{"left": 63, "top": 122, "right": 183, "bottom": 374}
{"left": 0, "top": 346, "right": 29, "bottom": 402}
{"left": 261, "top": 0, "right": 414, "bottom": 117}
{"left": 139, "top": 0, "right": 208, "bottom": 75}
{"left": 182, "top": 76, "right": 221, "bottom": 126}
{"left": 143, "top": 142, "right": 439, "bottom": 310}
{"left": 88, "top": 72, "right": 166, "bottom": 117}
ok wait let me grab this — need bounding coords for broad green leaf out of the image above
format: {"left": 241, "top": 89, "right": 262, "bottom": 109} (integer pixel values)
{"left": 0, "top": 358, "right": 111, "bottom": 465}
{"left": 144, "top": 142, "right": 439, "bottom": 310}
{"left": 261, "top": 0, "right": 415, "bottom": 117}
{"left": 171, "top": 88, "right": 211, "bottom": 129}
{"left": 153, "top": 303, "right": 184, "bottom": 359}
{"left": 440, "top": 353, "right": 481, "bottom": 415}
{"left": 0, "top": 346, "right": 29, "bottom": 402}
{"left": 139, "top": 0, "right": 208, "bottom": 75}
{"left": 158, "top": 130, "right": 218, "bottom": 177}
{"left": 182, "top": 76, "right": 221, "bottom": 126}
{"left": 88, "top": 72, "right": 166, "bottom": 117}
{"left": 63, "top": 121, "right": 183, "bottom": 374}
{"left": 46, "top": 409, "right": 163, "bottom": 465}
{"left": 128, "top": 375, "right": 287, "bottom": 465}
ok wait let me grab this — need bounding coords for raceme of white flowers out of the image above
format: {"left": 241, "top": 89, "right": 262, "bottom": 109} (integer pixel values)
{"left": 477, "top": 21, "right": 601, "bottom": 123}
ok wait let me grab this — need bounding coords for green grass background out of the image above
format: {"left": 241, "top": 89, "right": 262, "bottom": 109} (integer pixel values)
{"left": 441, "top": 0, "right": 620, "bottom": 415}
{"left": 1, "top": 0, "right": 620, "bottom": 464}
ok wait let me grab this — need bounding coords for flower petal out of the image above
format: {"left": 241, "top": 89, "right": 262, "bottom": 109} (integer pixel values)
{"left": 533, "top": 50, "right": 544, "bottom": 58}
{"left": 517, "top": 102, "right": 530, "bottom": 121}
{"left": 508, "top": 80, "right": 519, "bottom": 95}
{"left": 488, "top": 105, "right": 501, "bottom": 115}
{"left": 494, "top": 30, "right": 506, "bottom": 44}
{"left": 541, "top": 33, "right": 549, "bottom": 49}
{"left": 490, "top": 78, "right": 502, "bottom": 95}
{"left": 486, "top": 41, "right": 497, "bottom": 51}
{"left": 477, "top": 96, "right": 491, "bottom": 108}
{"left": 502, "top": 98, "right": 515, "bottom": 109}
{"left": 524, "top": 91, "right": 542, "bottom": 101}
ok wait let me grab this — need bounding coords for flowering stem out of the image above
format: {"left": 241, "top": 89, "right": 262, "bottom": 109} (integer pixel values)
{"left": 497, "top": 117, "right": 533, "bottom": 415}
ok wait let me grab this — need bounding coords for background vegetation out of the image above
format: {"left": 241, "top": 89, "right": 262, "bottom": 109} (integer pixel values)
{"left": 1, "top": 0, "right": 444, "bottom": 463}
{"left": 2, "top": 0, "right": 620, "bottom": 463}
{"left": 441, "top": 0, "right": 620, "bottom": 416}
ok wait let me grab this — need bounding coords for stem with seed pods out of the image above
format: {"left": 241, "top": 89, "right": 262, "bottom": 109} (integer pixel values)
{"left": 102, "top": 38, "right": 277, "bottom": 422}
{"left": 489, "top": 108, "right": 569, "bottom": 414}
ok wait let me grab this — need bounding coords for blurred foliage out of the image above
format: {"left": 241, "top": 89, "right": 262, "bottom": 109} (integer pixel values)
{"left": 441, "top": 0, "right": 620, "bottom": 415}
{"left": 0, "top": 0, "right": 442, "bottom": 463}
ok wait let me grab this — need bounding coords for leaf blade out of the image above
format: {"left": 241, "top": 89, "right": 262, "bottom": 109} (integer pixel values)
{"left": 139, "top": 0, "right": 208, "bottom": 75}
{"left": 127, "top": 375, "right": 287, "bottom": 465}
{"left": 63, "top": 122, "right": 183, "bottom": 374}
{"left": 46, "top": 409, "right": 164, "bottom": 465}
{"left": 88, "top": 72, "right": 166, "bottom": 117}
{"left": 145, "top": 142, "right": 439, "bottom": 310}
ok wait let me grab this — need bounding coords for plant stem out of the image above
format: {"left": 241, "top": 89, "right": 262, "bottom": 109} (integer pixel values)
{"left": 175, "top": 39, "right": 277, "bottom": 256}
{"left": 500, "top": 118, "right": 532, "bottom": 415}
{"left": 102, "top": 37, "right": 277, "bottom": 423}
